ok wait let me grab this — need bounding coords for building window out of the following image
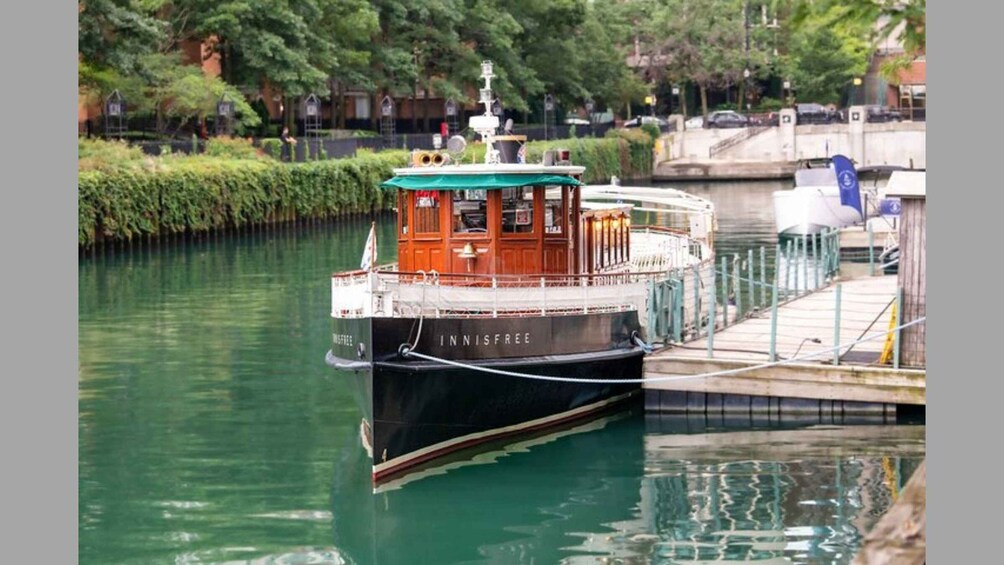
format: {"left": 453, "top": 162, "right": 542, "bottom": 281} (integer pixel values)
{"left": 899, "top": 84, "right": 925, "bottom": 120}
{"left": 452, "top": 189, "right": 488, "bottom": 234}
{"left": 355, "top": 96, "right": 370, "bottom": 120}
{"left": 502, "top": 187, "right": 534, "bottom": 234}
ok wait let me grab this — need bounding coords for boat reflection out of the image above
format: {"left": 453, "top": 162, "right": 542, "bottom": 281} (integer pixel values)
{"left": 329, "top": 408, "right": 924, "bottom": 564}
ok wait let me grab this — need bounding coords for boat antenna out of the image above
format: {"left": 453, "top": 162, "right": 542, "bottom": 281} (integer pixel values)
{"left": 470, "top": 60, "right": 501, "bottom": 165}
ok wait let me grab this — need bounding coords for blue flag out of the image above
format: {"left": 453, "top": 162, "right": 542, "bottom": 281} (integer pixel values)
{"left": 832, "top": 154, "right": 862, "bottom": 218}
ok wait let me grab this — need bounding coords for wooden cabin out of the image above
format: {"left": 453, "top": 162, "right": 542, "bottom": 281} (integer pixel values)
{"left": 387, "top": 161, "right": 632, "bottom": 278}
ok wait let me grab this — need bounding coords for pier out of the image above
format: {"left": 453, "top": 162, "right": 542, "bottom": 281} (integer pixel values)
{"left": 643, "top": 273, "right": 926, "bottom": 413}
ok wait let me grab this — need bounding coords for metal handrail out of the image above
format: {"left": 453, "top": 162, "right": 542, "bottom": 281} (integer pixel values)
{"left": 708, "top": 125, "right": 771, "bottom": 158}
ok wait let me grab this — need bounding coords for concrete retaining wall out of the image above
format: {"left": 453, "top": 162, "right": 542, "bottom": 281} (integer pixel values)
{"left": 660, "top": 106, "right": 926, "bottom": 171}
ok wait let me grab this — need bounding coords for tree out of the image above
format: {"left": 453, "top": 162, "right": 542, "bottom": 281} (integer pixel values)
{"left": 161, "top": 72, "right": 261, "bottom": 134}
{"left": 783, "top": 8, "right": 871, "bottom": 104}
{"left": 78, "top": 0, "right": 167, "bottom": 81}
{"left": 571, "top": 1, "right": 648, "bottom": 118}
{"left": 647, "top": 0, "right": 751, "bottom": 118}
{"left": 792, "top": 0, "right": 925, "bottom": 83}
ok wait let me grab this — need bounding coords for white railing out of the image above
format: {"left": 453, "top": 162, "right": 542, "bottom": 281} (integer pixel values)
{"left": 332, "top": 229, "right": 714, "bottom": 320}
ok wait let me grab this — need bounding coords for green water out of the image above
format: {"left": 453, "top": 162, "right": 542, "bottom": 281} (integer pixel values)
{"left": 80, "top": 182, "right": 924, "bottom": 565}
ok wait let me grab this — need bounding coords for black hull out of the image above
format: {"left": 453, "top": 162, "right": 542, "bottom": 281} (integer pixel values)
{"left": 329, "top": 312, "right": 644, "bottom": 482}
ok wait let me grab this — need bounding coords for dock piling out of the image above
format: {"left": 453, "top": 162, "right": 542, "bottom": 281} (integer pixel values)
{"left": 894, "top": 287, "right": 903, "bottom": 369}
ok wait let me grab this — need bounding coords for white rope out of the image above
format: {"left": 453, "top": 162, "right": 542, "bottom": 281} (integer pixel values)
{"left": 399, "top": 317, "right": 926, "bottom": 384}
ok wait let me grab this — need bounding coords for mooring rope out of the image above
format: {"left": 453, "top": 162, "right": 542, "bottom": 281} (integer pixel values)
{"left": 398, "top": 317, "right": 926, "bottom": 384}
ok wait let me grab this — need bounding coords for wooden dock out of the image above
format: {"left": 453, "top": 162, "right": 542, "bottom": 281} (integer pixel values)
{"left": 644, "top": 274, "right": 926, "bottom": 411}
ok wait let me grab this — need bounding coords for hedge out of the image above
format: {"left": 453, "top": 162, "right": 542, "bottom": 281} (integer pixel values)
{"left": 79, "top": 151, "right": 409, "bottom": 246}
{"left": 78, "top": 134, "right": 653, "bottom": 246}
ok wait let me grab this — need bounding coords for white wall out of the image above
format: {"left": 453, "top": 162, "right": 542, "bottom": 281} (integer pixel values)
{"left": 663, "top": 109, "right": 926, "bottom": 169}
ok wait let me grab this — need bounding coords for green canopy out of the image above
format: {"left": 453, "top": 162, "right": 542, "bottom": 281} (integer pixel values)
{"left": 380, "top": 173, "right": 581, "bottom": 191}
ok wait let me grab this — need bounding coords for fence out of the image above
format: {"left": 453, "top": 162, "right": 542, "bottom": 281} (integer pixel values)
{"left": 637, "top": 227, "right": 923, "bottom": 368}
{"left": 91, "top": 122, "right": 619, "bottom": 162}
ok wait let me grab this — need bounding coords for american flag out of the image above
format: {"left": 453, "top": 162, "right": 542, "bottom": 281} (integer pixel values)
{"left": 360, "top": 221, "right": 377, "bottom": 271}
{"left": 517, "top": 143, "right": 526, "bottom": 164}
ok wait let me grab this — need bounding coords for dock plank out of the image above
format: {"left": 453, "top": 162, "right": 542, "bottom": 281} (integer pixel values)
{"left": 644, "top": 274, "right": 925, "bottom": 406}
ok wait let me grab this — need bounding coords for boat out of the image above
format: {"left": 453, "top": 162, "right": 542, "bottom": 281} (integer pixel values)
{"left": 326, "top": 61, "right": 716, "bottom": 483}
{"left": 772, "top": 158, "right": 905, "bottom": 236}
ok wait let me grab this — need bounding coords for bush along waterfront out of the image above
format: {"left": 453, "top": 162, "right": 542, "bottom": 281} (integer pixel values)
{"left": 78, "top": 133, "right": 653, "bottom": 247}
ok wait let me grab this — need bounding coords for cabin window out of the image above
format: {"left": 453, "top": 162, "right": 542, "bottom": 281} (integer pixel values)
{"left": 603, "top": 217, "right": 612, "bottom": 265}
{"left": 590, "top": 217, "right": 598, "bottom": 268}
{"left": 398, "top": 191, "right": 409, "bottom": 235}
{"left": 452, "top": 189, "right": 489, "bottom": 234}
{"left": 612, "top": 216, "right": 620, "bottom": 263}
{"left": 414, "top": 190, "right": 440, "bottom": 234}
{"left": 502, "top": 187, "right": 534, "bottom": 234}
{"left": 544, "top": 186, "right": 565, "bottom": 235}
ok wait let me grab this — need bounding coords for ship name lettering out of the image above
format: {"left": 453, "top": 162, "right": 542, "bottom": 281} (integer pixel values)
{"left": 436, "top": 332, "right": 532, "bottom": 348}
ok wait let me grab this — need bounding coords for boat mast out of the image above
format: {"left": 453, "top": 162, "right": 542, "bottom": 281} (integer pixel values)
{"left": 470, "top": 61, "right": 501, "bottom": 165}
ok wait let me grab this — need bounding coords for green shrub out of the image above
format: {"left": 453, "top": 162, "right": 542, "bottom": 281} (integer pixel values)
{"left": 260, "top": 138, "right": 282, "bottom": 159}
{"left": 204, "top": 137, "right": 260, "bottom": 160}
{"left": 78, "top": 148, "right": 411, "bottom": 246}
{"left": 640, "top": 123, "right": 661, "bottom": 142}
{"left": 78, "top": 138, "right": 146, "bottom": 172}
{"left": 76, "top": 133, "right": 652, "bottom": 246}
{"left": 754, "top": 97, "right": 784, "bottom": 112}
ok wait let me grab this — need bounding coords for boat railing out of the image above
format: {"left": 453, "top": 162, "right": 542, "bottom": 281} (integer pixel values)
{"left": 332, "top": 268, "right": 701, "bottom": 319}
{"left": 331, "top": 226, "right": 715, "bottom": 321}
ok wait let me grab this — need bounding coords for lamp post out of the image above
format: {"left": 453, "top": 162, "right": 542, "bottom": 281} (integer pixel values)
{"left": 853, "top": 77, "right": 863, "bottom": 106}
{"left": 743, "top": 68, "right": 752, "bottom": 112}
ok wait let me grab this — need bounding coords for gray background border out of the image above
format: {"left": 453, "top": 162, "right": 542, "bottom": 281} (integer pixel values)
{"left": 0, "top": 2, "right": 987, "bottom": 562}
{"left": 1, "top": 1, "right": 77, "bottom": 562}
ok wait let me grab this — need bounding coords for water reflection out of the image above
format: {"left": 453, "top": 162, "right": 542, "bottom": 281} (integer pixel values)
{"left": 329, "top": 407, "right": 923, "bottom": 565}
{"left": 78, "top": 188, "right": 924, "bottom": 564}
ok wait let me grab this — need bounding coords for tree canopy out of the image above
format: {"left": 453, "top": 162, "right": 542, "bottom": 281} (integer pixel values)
{"left": 79, "top": 0, "right": 913, "bottom": 131}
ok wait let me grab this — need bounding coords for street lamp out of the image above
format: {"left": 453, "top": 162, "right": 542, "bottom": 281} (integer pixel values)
{"left": 743, "top": 69, "right": 752, "bottom": 111}
{"left": 852, "top": 77, "right": 863, "bottom": 105}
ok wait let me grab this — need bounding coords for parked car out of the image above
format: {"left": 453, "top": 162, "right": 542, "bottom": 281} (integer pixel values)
{"left": 684, "top": 116, "right": 704, "bottom": 130}
{"left": 795, "top": 103, "right": 841, "bottom": 124}
{"left": 864, "top": 105, "right": 903, "bottom": 123}
{"left": 623, "top": 116, "right": 669, "bottom": 129}
{"left": 705, "top": 110, "right": 750, "bottom": 129}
